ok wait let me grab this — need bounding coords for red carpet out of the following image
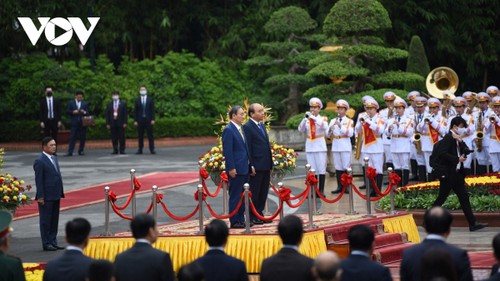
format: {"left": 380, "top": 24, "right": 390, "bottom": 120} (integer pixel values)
{"left": 14, "top": 171, "right": 199, "bottom": 220}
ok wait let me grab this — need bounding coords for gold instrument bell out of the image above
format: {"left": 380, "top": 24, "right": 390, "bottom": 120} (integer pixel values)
{"left": 426, "top": 67, "right": 459, "bottom": 99}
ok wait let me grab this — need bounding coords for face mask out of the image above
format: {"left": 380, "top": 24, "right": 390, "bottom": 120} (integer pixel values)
{"left": 46, "top": 91, "right": 53, "bottom": 97}
{"left": 140, "top": 90, "right": 147, "bottom": 95}
{"left": 456, "top": 127, "right": 466, "bottom": 136}
{"left": 112, "top": 96, "right": 119, "bottom": 101}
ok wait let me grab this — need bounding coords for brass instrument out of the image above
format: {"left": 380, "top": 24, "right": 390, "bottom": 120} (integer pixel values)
{"left": 388, "top": 106, "right": 393, "bottom": 119}
{"left": 490, "top": 115, "right": 497, "bottom": 122}
{"left": 426, "top": 67, "right": 459, "bottom": 99}
{"left": 424, "top": 114, "right": 435, "bottom": 123}
{"left": 414, "top": 133, "right": 423, "bottom": 155}
{"left": 354, "top": 133, "right": 363, "bottom": 160}
{"left": 476, "top": 111, "right": 483, "bottom": 152}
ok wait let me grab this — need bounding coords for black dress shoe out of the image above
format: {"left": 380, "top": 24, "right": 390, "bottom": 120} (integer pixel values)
{"left": 52, "top": 244, "right": 65, "bottom": 250}
{"left": 43, "top": 245, "right": 57, "bottom": 251}
{"left": 65, "top": 153, "right": 73, "bottom": 157}
{"left": 251, "top": 219, "right": 264, "bottom": 225}
{"left": 78, "top": 152, "right": 85, "bottom": 156}
{"left": 469, "top": 222, "right": 488, "bottom": 232}
{"left": 359, "top": 185, "right": 366, "bottom": 189}
{"left": 135, "top": 151, "right": 143, "bottom": 155}
{"left": 111, "top": 151, "right": 118, "bottom": 155}
{"left": 262, "top": 220, "right": 273, "bottom": 224}
{"left": 331, "top": 189, "right": 342, "bottom": 194}
{"left": 150, "top": 151, "right": 156, "bottom": 154}
{"left": 230, "top": 222, "right": 245, "bottom": 229}
{"left": 120, "top": 151, "right": 126, "bottom": 154}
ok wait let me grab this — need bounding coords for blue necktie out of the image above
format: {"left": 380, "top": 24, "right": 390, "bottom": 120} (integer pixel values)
{"left": 50, "top": 155, "right": 59, "bottom": 173}
{"left": 259, "top": 123, "right": 267, "bottom": 136}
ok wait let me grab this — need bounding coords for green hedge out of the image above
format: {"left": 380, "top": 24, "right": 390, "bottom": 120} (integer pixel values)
{"left": 0, "top": 117, "right": 216, "bottom": 142}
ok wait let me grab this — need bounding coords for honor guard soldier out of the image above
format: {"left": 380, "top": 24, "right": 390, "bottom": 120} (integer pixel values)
{"left": 411, "top": 96, "right": 428, "bottom": 181}
{"left": 417, "top": 98, "right": 448, "bottom": 181}
{"left": 298, "top": 97, "right": 328, "bottom": 195}
{"left": 487, "top": 86, "right": 499, "bottom": 99}
{"left": 405, "top": 91, "right": 420, "bottom": 117}
{"left": 379, "top": 92, "right": 396, "bottom": 173}
{"left": 463, "top": 91, "right": 479, "bottom": 115}
{"left": 483, "top": 96, "right": 500, "bottom": 172}
{"left": 473, "top": 92, "right": 493, "bottom": 174}
{"left": 448, "top": 97, "right": 475, "bottom": 175}
{"left": 386, "top": 98, "right": 414, "bottom": 186}
{"left": 355, "top": 98, "right": 386, "bottom": 195}
{"left": 328, "top": 99, "right": 354, "bottom": 194}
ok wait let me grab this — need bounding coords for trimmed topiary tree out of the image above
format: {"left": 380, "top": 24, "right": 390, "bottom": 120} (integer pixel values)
{"left": 405, "top": 35, "right": 430, "bottom": 92}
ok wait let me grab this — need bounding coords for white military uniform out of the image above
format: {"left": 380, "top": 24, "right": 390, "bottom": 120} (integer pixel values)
{"left": 473, "top": 108, "right": 493, "bottom": 167}
{"left": 355, "top": 113, "right": 386, "bottom": 174}
{"left": 379, "top": 107, "right": 395, "bottom": 165}
{"left": 483, "top": 112, "right": 500, "bottom": 172}
{"left": 328, "top": 116, "right": 354, "bottom": 171}
{"left": 412, "top": 109, "right": 426, "bottom": 166}
{"left": 387, "top": 115, "right": 414, "bottom": 170}
{"left": 417, "top": 114, "right": 447, "bottom": 174}
{"left": 298, "top": 114, "right": 328, "bottom": 174}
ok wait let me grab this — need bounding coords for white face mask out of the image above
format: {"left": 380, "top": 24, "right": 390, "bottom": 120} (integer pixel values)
{"left": 140, "top": 90, "right": 147, "bottom": 95}
{"left": 456, "top": 127, "right": 466, "bottom": 136}
{"left": 112, "top": 96, "right": 119, "bottom": 101}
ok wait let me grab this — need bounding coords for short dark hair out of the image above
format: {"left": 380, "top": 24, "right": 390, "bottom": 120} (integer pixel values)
{"left": 205, "top": 219, "right": 228, "bottom": 247}
{"left": 130, "top": 214, "right": 156, "bottom": 239}
{"left": 112, "top": 91, "right": 119, "bottom": 95}
{"left": 228, "top": 105, "right": 242, "bottom": 120}
{"left": 278, "top": 215, "right": 303, "bottom": 245}
{"left": 348, "top": 224, "right": 374, "bottom": 251}
{"left": 493, "top": 233, "right": 500, "bottom": 260}
{"left": 66, "top": 218, "right": 91, "bottom": 245}
{"left": 178, "top": 262, "right": 204, "bottom": 281}
{"left": 423, "top": 207, "right": 453, "bottom": 235}
{"left": 42, "top": 136, "right": 54, "bottom": 148}
{"left": 75, "top": 91, "right": 84, "bottom": 96}
{"left": 87, "top": 259, "right": 115, "bottom": 281}
{"left": 247, "top": 104, "right": 256, "bottom": 117}
{"left": 450, "top": 116, "right": 467, "bottom": 128}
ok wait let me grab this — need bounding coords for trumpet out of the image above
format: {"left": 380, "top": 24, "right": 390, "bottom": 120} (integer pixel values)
{"left": 414, "top": 133, "right": 423, "bottom": 155}
{"left": 490, "top": 114, "right": 497, "bottom": 122}
{"left": 424, "top": 114, "right": 435, "bottom": 123}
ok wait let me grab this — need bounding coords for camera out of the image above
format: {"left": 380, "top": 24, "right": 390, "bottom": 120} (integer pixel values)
{"left": 463, "top": 147, "right": 474, "bottom": 156}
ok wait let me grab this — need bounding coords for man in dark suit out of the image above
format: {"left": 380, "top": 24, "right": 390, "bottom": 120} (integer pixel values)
{"left": 400, "top": 206, "right": 473, "bottom": 281}
{"left": 106, "top": 91, "right": 128, "bottom": 154}
{"left": 33, "top": 136, "right": 65, "bottom": 251}
{"left": 340, "top": 224, "right": 392, "bottom": 281}
{"left": 134, "top": 86, "right": 155, "bottom": 154}
{"left": 0, "top": 210, "right": 25, "bottom": 281}
{"left": 222, "top": 105, "right": 251, "bottom": 228}
{"left": 242, "top": 103, "right": 273, "bottom": 225}
{"left": 193, "top": 219, "right": 248, "bottom": 281}
{"left": 66, "top": 91, "right": 90, "bottom": 156}
{"left": 114, "top": 214, "right": 174, "bottom": 281}
{"left": 486, "top": 233, "right": 500, "bottom": 281}
{"left": 431, "top": 116, "right": 487, "bottom": 231}
{"left": 43, "top": 218, "right": 94, "bottom": 281}
{"left": 260, "top": 215, "right": 314, "bottom": 281}
{"left": 39, "top": 86, "right": 62, "bottom": 143}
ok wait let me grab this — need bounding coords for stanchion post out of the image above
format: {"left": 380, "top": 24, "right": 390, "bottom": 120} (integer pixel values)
{"left": 263, "top": 181, "right": 271, "bottom": 216}
{"left": 152, "top": 185, "right": 158, "bottom": 221}
{"left": 345, "top": 168, "right": 358, "bottom": 215}
{"left": 278, "top": 182, "right": 284, "bottom": 220}
{"left": 243, "top": 183, "right": 252, "bottom": 233}
{"left": 222, "top": 179, "right": 228, "bottom": 215}
{"left": 305, "top": 163, "right": 311, "bottom": 173}
{"left": 130, "top": 169, "right": 136, "bottom": 218}
{"left": 306, "top": 169, "right": 317, "bottom": 229}
{"left": 197, "top": 184, "right": 204, "bottom": 235}
{"left": 363, "top": 157, "right": 375, "bottom": 218}
{"left": 310, "top": 169, "right": 322, "bottom": 215}
{"left": 386, "top": 168, "right": 399, "bottom": 215}
{"left": 198, "top": 160, "right": 204, "bottom": 184}
{"left": 101, "top": 186, "right": 113, "bottom": 236}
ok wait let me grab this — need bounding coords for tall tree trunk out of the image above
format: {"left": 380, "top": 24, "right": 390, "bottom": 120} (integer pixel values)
{"left": 281, "top": 83, "right": 300, "bottom": 123}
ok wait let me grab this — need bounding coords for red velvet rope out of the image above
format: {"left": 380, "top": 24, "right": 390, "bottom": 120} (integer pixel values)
{"left": 159, "top": 201, "right": 200, "bottom": 220}
{"left": 133, "top": 177, "right": 141, "bottom": 190}
{"left": 288, "top": 186, "right": 309, "bottom": 200}
{"left": 144, "top": 201, "right": 153, "bottom": 214}
{"left": 205, "top": 197, "right": 244, "bottom": 219}
{"left": 285, "top": 190, "right": 309, "bottom": 208}
{"left": 270, "top": 183, "right": 280, "bottom": 194}
{"left": 305, "top": 173, "right": 318, "bottom": 185}
{"left": 314, "top": 183, "right": 345, "bottom": 203}
{"left": 351, "top": 183, "right": 386, "bottom": 201}
{"left": 249, "top": 199, "right": 282, "bottom": 221}
{"left": 278, "top": 187, "right": 291, "bottom": 201}
{"left": 194, "top": 190, "right": 207, "bottom": 201}
{"left": 365, "top": 166, "right": 392, "bottom": 198}
{"left": 108, "top": 189, "right": 136, "bottom": 210}
{"left": 110, "top": 203, "right": 133, "bottom": 220}
{"left": 201, "top": 171, "right": 227, "bottom": 197}
{"left": 199, "top": 168, "right": 209, "bottom": 180}
{"left": 156, "top": 193, "right": 164, "bottom": 203}
{"left": 389, "top": 172, "right": 401, "bottom": 186}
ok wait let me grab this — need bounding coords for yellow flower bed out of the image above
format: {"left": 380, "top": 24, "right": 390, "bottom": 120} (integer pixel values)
{"left": 24, "top": 263, "right": 45, "bottom": 281}
{"left": 398, "top": 174, "right": 500, "bottom": 191}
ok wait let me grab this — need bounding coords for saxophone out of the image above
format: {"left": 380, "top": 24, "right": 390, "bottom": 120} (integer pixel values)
{"left": 354, "top": 113, "right": 366, "bottom": 160}
{"left": 413, "top": 114, "right": 422, "bottom": 154}
{"left": 476, "top": 113, "right": 483, "bottom": 152}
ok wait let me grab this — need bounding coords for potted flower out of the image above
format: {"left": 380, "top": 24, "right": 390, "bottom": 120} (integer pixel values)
{"left": 199, "top": 145, "right": 226, "bottom": 185}
{"left": 0, "top": 173, "right": 33, "bottom": 215}
{"left": 271, "top": 143, "right": 298, "bottom": 184}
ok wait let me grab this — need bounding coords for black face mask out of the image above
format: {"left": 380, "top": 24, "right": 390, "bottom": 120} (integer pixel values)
{"left": 46, "top": 91, "right": 53, "bottom": 97}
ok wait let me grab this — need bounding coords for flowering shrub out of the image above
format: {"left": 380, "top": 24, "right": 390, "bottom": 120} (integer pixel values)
{"left": 24, "top": 263, "right": 46, "bottom": 281}
{"left": 271, "top": 143, "right": 298, "bottom": 175}
{"left": 0, "top": 173, "right": 32, "bottom": 211}
{"left": 199, "top": 145, "right": 225, "bottom": 175}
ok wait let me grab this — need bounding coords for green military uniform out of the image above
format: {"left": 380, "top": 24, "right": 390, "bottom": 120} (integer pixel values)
{"left": 0, "top": 210, "right": 25, "bottom": 281}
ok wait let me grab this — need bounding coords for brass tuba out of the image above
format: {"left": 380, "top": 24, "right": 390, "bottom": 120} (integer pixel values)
{"left": 425, "top": 67, "right": 459, "bottom": 99}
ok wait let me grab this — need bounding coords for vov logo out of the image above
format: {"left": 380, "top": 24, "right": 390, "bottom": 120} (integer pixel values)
{"left": 17, "top": 17, "right": 100, "bottom": 46}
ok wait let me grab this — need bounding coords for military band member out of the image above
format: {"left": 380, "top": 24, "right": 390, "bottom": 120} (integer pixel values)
{"left": 379, "top": 92, "right": 396, "bottom": 173}
{"left": 448, "top": 97, "right": 475, "bottom": 175}
{"left": 407, "top": 91, "right": 421, "bottom": 181}
{"left": 483, "top": 96, "right": 500, "bottom": 172}
{"left": 405, "top": 91, "right": 420, "bottom": 117}
{"left": 473, "top": 92, "right": 493, "bottom": 175}
{"left": 417, "top": 98, "right": 447, "bottom": 181}
{"left": 441, "top": 90, "right": 457, "bottom": 119}
{"left": 412, "top": 96, "right": 428, "bottom": 182}
{"left": 487, "top": 86, "right": 499, "bottom": 99}
{"left": 386, "top": 98, "right": 413, "bottom": 186}
{"left": 328, "top": 100, "right": 354, "bottom": 194}
{"left": 298, "top": 97, "right": 328, "bottom": 195}
{"left": 355, "top": 96, "right": 372, "bottom": 189}
{"left": 355, "top": 99, "right": 386, "bottom": 195}
{"left": 463, "top": 91, "right": 479, "bottom": 115}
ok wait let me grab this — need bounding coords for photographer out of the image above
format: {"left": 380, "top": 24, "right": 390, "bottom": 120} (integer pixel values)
{"left": 431, "top": 116, "right": 487, "bottom": 232}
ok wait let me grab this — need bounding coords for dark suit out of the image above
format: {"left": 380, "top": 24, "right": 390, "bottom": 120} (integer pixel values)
{"left": 242, "top": 120, "right": 273, "bottom": 220}
{"left": 0, "top": 252, "right": 25, "bottom": 281}
{"left": 485, "top": 272, "right": 500, "bottom": 281}
{"left": 134, "top": 95, "right": 155, "bottom": 152}
{"left": 400, "top": 238, "right": 473, "bottom": 281}
{"left": 106, "top": 100, "right": 128, "bottom": 153}
{"left": 194, "top": 249, "right": 248, "bottom": 281}
{"left": 67, "top": 99, "right": 89, "bottom": 155}
{"left": 432, "top": 131, "right": 476, "bottom": 226}
{"left": 340, "top": 253, "right": 392, "bottom": 281}
{"left": 43, "top": 249, "right": 94, "bottom": 281}
{"left": 40, "top": 97, "right": 61, "bottom": 143}
{"left": 260, "top": 247, "right": 314, "bottom": 281}
{"left": 222, "top": 122, "right": 250, "bottom": 224}
{"left": 114, "top": 242, "right": 174, "bottom": 281}
{"left": 33, "top": 153, "right": 64, "bottom": 248}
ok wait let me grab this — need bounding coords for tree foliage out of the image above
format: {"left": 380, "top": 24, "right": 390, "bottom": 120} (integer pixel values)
{"left": 405, "top": 35, "right": 430, "bottom": 92}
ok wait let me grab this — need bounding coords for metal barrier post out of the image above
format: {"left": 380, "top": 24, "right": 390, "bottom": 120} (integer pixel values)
{"left": 130, "top": 169, "right": 137, "bottom": 217}
{"left": 101, "top": 186, "right": 113, "bottom": 236}
{"left": 152, "top": 185, "right": 158, "bottom": 221}
{"left": 197, "top": 184, "right": 204, "bottom": 234}
{"left": 278, "top": 182, "right": 284, "bottom": 220}
{"left": 363, "top": 157, "right": 375, "bottom": 217}
{"left": 387, "top": 168, "right": 399, "bottom": 215}
{"left": 222, "top": 179, "right": 228, "bottom": 215}
{"left": 243, "top": 183, "right": 252, "bottom": 233}
{"left": 198, "top": 160, "right": 204, "bottom": 184}
{"left": 345, "top": 168, "right": 358, "bottom": 215}
{"left": 310, "top": 168, "right": 322, "bottom": 215}
{"left": 264, "top": 181, "right": 271, "bottom": 216}
{"left": 306, "top": 169, "right": 317, "bottom": 229}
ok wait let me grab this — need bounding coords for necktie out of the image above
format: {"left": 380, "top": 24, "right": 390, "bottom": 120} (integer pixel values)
{"left": 142, "top": 97, "right": 146, "bottom": 117}
{"left": 238, "top": 127, "right": 245, "bottom": 142}
{"left": 114, "top": 101, "right": 118, "bottom": 119}
{"left": 48, "top": 99, "right": 53, "bottom": 119}
{"left": 398, "top": 117, "right": 401, "bottom": 122}
{"left": 259, "top": 123, "right": 267, "bottom": 136}
{"left": 50, "top": 155, "right": 59, "bottom": 173}
{"left": 339, "top": 118, "right": 342, "bottom": 123}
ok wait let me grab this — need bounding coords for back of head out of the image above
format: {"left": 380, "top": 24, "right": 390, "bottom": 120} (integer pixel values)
{"left": 130, "top": 214, "right": 156, "bottom": 239}
{"left": 178, "top": 262, "right": 204, "bottom": 281}
{"left": 278, "top": 215, "right": 304, "bottom": 246}
{"left": 493, "top": 232, "right": 500, "bottom": 260}
{"left": 313, "top": 251, "right": 342, "bottom": 281}
{"left": 420, "top": 247, "right": 457, "bottom": 281}
{"left": 87, "top": 259, "right": 115, "bottom": 281}
{"left": 205, "top": 219, "right": 229, "bottom": 247}
{"left": 66, "top": 218, "right": 91, "bottom": 245}
{"left": 347, "top": 224, "right": 374, "bottom": 252}
{"left": 423, "top": 207, "right": 453, "bottom": 235}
